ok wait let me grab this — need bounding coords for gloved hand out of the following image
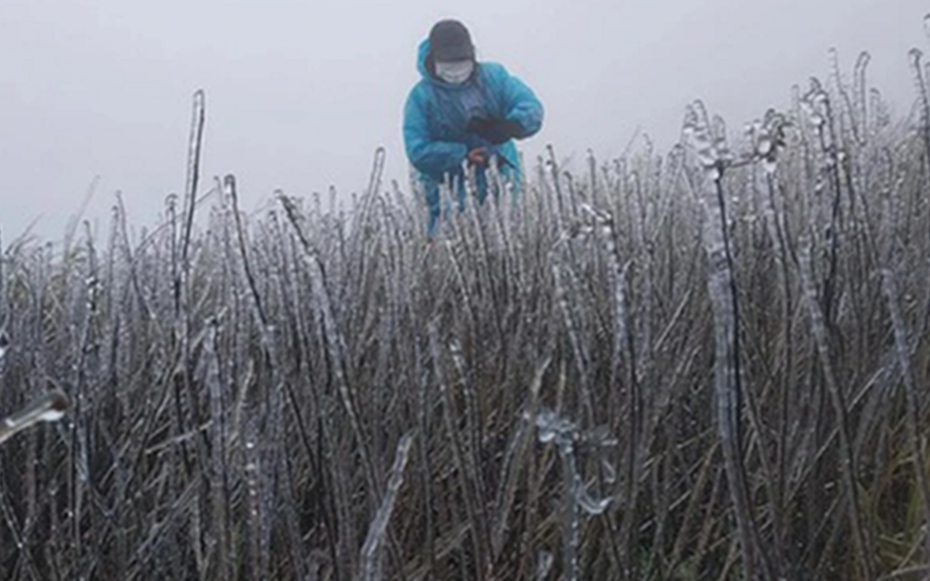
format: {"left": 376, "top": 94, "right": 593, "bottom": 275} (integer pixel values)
{"left": 466, "top": 117, "right": 523, "bottom": 145}
{"left": 467, "top": 147, "right": 489, "bottom": 167}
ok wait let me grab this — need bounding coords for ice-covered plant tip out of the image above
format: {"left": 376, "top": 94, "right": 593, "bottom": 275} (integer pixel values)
{"left": 0, "top": 390, "right": 69, "bottom": 446}
{"left": 535, "top": 408, "right": 613, "bottom": 581}
{"left": 0, "top": 329, "right": 69, "bottom": 445}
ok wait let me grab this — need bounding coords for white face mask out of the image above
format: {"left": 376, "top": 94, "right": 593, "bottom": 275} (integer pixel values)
{"left": 435, "top": 60, "right": 474, "bottom": 84}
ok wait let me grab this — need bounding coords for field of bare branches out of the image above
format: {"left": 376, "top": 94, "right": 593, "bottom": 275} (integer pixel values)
{"left": 3, "top": 24, "right": 930, "bottom": 581}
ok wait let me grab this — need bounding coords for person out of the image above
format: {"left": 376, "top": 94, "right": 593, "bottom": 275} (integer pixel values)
{"left": 403, "top": 19, "right": 544, "bottom": 235}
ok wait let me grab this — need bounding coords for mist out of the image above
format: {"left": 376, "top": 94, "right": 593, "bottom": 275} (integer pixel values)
{"left": 1, "top": 0, "right": 926, "bottom": 239}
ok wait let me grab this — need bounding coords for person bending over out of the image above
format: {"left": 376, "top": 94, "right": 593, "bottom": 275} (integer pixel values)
{"left": 403, "top": 19, "right": 544, "bottom": 234}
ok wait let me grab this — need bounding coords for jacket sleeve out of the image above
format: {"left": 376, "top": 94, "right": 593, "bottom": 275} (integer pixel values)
{"left": 403, "top": 86, "right": 468, "bottom": 179}
{"left": 490, "top": 64, "right": 544, "bottom": 139}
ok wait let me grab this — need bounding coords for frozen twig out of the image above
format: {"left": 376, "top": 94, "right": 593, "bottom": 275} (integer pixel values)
{"left": 0, "top": 389, "right": 69, "bottom": 446}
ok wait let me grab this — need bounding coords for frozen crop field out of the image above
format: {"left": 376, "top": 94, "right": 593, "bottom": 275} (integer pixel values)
{"left": 4, "top": 32, "right": 930, "bottom": 581}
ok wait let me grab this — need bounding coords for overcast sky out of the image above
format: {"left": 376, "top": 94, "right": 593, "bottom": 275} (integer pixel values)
{"left": 1, "top": 1, "right": 927, "bottom": 240}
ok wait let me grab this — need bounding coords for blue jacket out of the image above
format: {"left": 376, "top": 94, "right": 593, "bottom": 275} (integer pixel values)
{"left": 403, "top": 39, "right": 544, "bottom": 233}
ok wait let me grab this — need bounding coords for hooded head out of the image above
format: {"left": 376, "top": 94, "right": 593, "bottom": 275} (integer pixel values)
{"left": 428, "top": 19, "right": 475, "bottom": 62}
{"left": 423, "top": 20, "right": 477, "bottom": 84}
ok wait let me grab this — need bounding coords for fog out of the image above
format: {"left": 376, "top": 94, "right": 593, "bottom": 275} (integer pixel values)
{"left": 1, "top": 0, "right": 927, "bottom": 240}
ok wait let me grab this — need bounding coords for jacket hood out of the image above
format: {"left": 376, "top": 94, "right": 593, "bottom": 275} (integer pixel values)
{"left": 416, "top": 39, "right": 432, "bottom": 80}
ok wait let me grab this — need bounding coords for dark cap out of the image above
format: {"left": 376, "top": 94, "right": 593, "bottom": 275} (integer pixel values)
{"left": 429, "top": 20, "right": 475, "bottom": 62}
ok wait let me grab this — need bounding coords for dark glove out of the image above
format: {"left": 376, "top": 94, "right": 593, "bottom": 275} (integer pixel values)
{"left": 466, "top": 117, "right": 523, "bottom": 145}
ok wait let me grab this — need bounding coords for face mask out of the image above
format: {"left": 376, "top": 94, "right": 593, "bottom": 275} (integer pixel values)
{"left": 435, "top": 60, "right": 474, "bottom": 84}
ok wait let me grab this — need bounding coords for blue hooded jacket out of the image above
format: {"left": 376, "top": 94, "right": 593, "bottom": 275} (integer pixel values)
{"left": 403, "top": 38, "right": 544, "bottom": 233}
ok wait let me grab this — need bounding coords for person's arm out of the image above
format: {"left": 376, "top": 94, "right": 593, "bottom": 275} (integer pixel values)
{"left": 403, "top": 87, "right": 468, "bottom": 179}
{"left": 492, "top": 64, "right": 544, "bottom": 139}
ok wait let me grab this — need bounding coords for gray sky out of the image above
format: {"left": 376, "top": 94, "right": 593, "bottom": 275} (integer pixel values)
{"left": 1, "top": 1, "right": 927, "bottom": 240}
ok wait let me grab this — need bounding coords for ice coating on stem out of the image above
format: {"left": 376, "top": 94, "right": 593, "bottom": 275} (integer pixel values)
{"left": 535, "top": 407, "right": 615, "bottom": 578}
{"left": 0, "top": 390, "right": 70, "bottom": 446}
{"left": 360, "top": 433, "right": 414, "bottom": 581}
